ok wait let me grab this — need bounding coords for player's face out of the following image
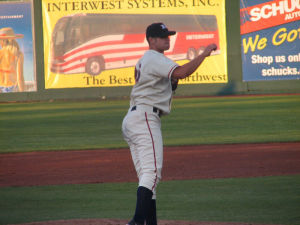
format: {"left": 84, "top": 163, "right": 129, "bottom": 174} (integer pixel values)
{"left": 150, "top": 36, "right": 170, "bottom": 53}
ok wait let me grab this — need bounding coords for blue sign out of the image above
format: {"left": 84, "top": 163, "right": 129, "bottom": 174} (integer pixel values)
{"left": 240, "top": 0, "right": 300, "bottom": 81}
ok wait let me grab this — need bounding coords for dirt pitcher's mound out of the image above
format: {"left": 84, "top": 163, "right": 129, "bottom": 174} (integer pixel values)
{"left": 12, "top": 218, "right": 282, "bottom": 225}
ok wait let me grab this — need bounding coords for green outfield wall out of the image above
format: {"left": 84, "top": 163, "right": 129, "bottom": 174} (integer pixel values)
{"left": 0, "top": 0, "right": 299, "bottom": 102}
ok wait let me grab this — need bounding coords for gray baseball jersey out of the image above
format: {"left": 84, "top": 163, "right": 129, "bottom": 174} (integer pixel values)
{"left": 130, "top": 50, "right": 179, "bottom": 115}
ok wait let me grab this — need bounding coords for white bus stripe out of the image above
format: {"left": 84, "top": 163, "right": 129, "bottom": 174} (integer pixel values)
{"left": 64, "top": 37, "right": 148, "bottom": 61}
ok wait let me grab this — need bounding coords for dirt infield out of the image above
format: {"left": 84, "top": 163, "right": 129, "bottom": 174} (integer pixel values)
{"left": 1, "top": 142, "right": 300, "bottom": 225}
{"left": 1, "top": 142, "right": 300, "bottom": 187}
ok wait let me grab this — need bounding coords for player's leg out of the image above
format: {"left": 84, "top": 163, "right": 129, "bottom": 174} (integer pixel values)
{"left": 123, "top": 110, "right": 163, "bottom": 191}
{"left": 139, "top": 111, "right": 163, "bottom": 190}
{"left": 142, "top": 112, "right": 162, "bottom": 225}
{"left": 123, "top": 111, "right": 153, "bottom": 225}
{"left": 146, "top": 199, "right": 157, "bottom": 225}
{"left": 125, "top": 139, "right": 153, "bottom": 225}
{"left": 122, "top": 109, "right": 162, "bottom": 225}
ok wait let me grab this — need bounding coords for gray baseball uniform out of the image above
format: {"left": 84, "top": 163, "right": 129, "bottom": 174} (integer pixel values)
{"left": 122, "top": 22, "right": 179, "bottom": 225}
{"left": 122, "top": 22, "right": 216, "bottom": 225}
{"left": 122, "top": 49, "right": 178, "bottom": 198}
{"left": 122, "top": 23, "right": 217, "bottom": 225}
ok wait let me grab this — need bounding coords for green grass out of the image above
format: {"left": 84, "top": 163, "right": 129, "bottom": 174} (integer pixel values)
{"left": 163, "top": 95, "right": 300, "bottom": 146}
{"left": 0, "top": 175, "right": 299, "bottom": 225}
{"left": 0, "top": 95, "right": 300, "bottom": 153}
{"left": 0, "top": 100, "right": 129, "bottom": 153}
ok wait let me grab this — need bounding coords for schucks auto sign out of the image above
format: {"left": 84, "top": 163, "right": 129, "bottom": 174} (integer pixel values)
{"left": 240, "top": 0, "right": 300, "bottom": 34}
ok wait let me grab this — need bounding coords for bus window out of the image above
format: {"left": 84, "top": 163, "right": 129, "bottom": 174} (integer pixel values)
{"left": 52, "top": 17, "right": 69, "bottom": 58}
{"left": 55, "top": 31, "right": 64, "bottom": 46}
{"left": 67, "top": 27, "right": 81, "bottom": 49}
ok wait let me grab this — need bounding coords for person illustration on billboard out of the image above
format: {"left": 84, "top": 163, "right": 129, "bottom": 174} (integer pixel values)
{"left": 0, "top": 27, "right": 25, "bottom": 93}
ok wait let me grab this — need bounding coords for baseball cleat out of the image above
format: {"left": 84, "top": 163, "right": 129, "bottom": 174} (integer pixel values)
{"left": 126, "top": 219, "right": 143, "bottom": 225}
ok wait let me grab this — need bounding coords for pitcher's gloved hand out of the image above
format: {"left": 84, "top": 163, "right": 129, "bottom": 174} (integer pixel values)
{"left": 171, "top": 77, "right": 178, "bottom": 91}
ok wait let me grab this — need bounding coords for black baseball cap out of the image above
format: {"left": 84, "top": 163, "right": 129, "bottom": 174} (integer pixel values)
{"left": 146, "top": 23, "right": 176, "bottom": 39}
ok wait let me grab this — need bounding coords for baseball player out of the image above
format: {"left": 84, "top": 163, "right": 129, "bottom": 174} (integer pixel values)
{"left": 122, "top": 22, "right": 217, "bottom": 225}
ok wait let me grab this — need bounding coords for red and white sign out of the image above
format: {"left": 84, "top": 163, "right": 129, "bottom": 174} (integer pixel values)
{"left": 240, "top": 0, "right": 300, "bottom": 34}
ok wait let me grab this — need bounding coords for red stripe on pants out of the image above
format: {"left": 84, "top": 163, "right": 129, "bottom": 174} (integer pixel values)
{"left": 145, "top": 112, "right": 158, "bottom": 192}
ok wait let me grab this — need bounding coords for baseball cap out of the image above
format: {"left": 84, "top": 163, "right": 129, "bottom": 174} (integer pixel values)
{"left": 146, "top": 23, "right": 176, "bottom": 39}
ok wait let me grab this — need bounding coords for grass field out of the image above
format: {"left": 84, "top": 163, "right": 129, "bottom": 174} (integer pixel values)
{"left": 1, "top": 95, "right": 300, "bottom": 153}
{"left": 0, "top": 95, "right": 300, "bottom": 225}
{"left": 0, "top": 175, "right": 299, "bottom": 225}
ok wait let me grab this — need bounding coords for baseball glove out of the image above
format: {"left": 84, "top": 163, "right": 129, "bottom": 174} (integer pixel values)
{"left": 171, "top": 78, "right": 178, "bottom": 91}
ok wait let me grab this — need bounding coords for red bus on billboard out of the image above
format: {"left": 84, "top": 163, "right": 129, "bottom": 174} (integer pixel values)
{"left": 50, "top": 14, "right": 220, "bottom": 76}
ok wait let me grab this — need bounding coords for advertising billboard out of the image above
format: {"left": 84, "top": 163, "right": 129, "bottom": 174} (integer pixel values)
{"left": 0, "top": 0, "right": 36, "bottom": 93}
{"left": 240, "top": 0, "right": 300, "bottom": 81}
{"left": 42, "top": 0, "right": 228, "bottom": 89}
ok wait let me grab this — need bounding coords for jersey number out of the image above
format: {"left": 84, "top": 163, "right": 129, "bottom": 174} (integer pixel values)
{"left": 135, "top": 63, "right": 141, "bottom": 83}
